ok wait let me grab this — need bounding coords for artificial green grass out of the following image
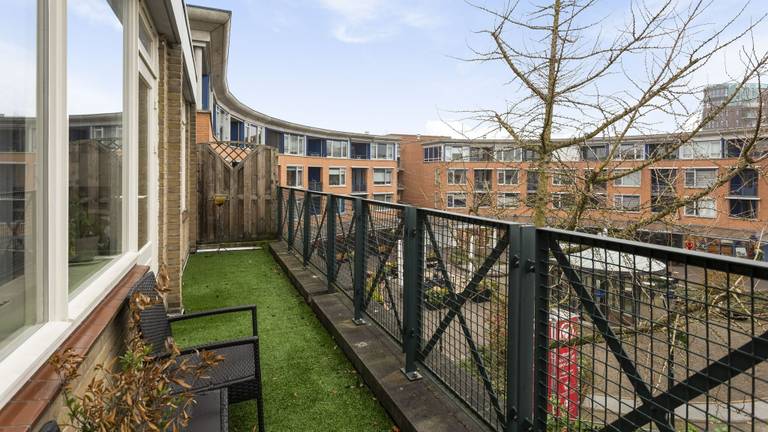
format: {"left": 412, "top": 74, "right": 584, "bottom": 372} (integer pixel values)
{"left": 173, "top": 248, "right": 395, "bottom": 432}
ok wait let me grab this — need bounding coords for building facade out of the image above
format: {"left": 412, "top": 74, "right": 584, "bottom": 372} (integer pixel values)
{"left": 0, "top": 0, "right": 199, "bottom": 425}
{"left": 399, "top": 133, "right": 768, "bottom": 259}
{"left": 188, "top": 6, "right": 399, "bottom": 203}
{"left": 702, "top": 82, "right": 768, "bottom": 130}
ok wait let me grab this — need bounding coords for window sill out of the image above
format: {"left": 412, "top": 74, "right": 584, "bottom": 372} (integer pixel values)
{"left": 0, "top": 265, "right": 148, "bottom": 422}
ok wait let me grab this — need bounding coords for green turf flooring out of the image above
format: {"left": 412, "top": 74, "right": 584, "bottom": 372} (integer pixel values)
{"left": 173, "top": 248, "right": 394, "bottom": 432}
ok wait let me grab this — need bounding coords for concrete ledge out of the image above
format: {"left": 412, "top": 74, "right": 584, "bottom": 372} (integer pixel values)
{"left": 269, "top": 241, "right": 487, "bottom": 432}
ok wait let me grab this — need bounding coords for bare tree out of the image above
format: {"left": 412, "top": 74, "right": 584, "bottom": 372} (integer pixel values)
{"left": 455, "top": 0, "right": 768, "bottom": 238}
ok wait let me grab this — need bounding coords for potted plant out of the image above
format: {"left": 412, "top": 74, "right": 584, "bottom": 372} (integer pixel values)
{"left": 51, "top": 289, "right": 223, "bottom": 431}
{"left": 69, "top": 195, "right": 99, "bottom": 263}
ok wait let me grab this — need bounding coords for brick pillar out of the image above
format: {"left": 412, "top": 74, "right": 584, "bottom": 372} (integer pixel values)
{"left": 157, "top": 40, "right": 186, "bottom": 312}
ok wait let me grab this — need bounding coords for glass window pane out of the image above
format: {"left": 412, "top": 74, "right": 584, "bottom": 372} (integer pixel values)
{"left": 0, "top": 1, "right": 39, "bottom": 353}
{"left": 138, "top": 78, "right": 149, "bottom": 247}
{"left": 68, "top": 0, "right": 124, "bottom": 293}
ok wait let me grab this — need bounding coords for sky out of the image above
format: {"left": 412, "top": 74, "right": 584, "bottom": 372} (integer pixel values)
{"left": 1, "top": 0, "right": 766, "bottom": 137}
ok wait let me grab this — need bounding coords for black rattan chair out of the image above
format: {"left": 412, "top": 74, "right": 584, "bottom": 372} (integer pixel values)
{"left": 131, "top": 271, "right": 265, "bottom": 432}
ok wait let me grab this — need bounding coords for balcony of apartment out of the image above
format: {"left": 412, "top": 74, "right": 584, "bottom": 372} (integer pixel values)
{"left": 350, "top": 142, "right": 370, "bottom": 160}
{"left": 306, "top": 137, "right": 324, "bottom": 157}
{"left": 271, "top": 186, "right": 768, "bottom": 432}
{"left": 351, "top": 168, "right": 367, "bottom": 193}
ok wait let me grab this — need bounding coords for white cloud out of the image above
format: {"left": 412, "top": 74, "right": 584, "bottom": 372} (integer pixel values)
{"left": 424, "top": 120, "right": 510, "bottom": 139}
{"left": 317, "top": 0, "right": 441, "bottom": 44}
{"left": 70, "top": 0, "right": 122, "bottom": 31}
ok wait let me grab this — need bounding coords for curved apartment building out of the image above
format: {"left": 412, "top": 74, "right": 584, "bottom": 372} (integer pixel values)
{"left": 188, "top": 6, "right": 400, "bottom": 203}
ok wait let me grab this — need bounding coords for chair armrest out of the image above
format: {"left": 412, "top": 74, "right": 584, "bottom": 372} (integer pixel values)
{"left": 160, "top": 336, "right": 259, "bottom": 359}
{"left": 169, "top": 305, "right": 258, "bottom": 336}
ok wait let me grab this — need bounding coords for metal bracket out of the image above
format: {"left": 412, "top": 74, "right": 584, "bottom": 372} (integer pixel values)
{"left": 400, "top": 367, "right": 423, "bottom": 381}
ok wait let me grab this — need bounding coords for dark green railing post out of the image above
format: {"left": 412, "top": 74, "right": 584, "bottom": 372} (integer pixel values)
{"left": 352, "top": 198, "right": 367, "bottom": 325}
{"left": 532, "top": 228, "right": 551, "bottom": 432}
{"left": 401, "top": 205, "right": 423, "bottom": 381}
{"left": 287, "top": 189, "right": 296, "bottom": 248}
{"left": 277, "top": 187, "right": 284, "bottom": 237}
{"left": 303, "top": 191, "right": 312, "bottom": 266}
{"left": 507, "top": 225, "right": 536, "bottom": 432}
{"left": 326, "top": 194, "right": 337, "bottom": 292}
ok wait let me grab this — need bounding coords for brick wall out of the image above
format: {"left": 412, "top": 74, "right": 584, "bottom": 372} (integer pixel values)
{"left": 158, "top": 39, "right": 194, "bottom": 312}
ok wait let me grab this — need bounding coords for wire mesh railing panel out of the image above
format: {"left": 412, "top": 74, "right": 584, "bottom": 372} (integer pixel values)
{"left": 307, "top": 194, "right": 328, "bottom": 276}
{"left": 334, "top": 196, "right": 356, "bottom": 299}
{"left": 539, "top": 229, "right": 768, "bottom": 432}
{"left": 419, "top": 211, "right": 510, "bottom": 431}
{"left": 279, "top": 190, "right": 289, "bottom": 243}
{"left": 362, "top": 201, "right": 406, "bottom": 344}
{"left": 292, "top": 191, "right": 306, "bottom": 257}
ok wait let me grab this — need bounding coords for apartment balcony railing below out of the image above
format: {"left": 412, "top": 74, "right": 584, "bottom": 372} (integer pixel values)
{"left": 276, "top": 186, "right": 768, "bottom": 432}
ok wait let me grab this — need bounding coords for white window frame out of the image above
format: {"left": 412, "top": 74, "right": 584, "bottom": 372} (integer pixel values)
{"left": 371, "top": 142, "right": 395, "bottom": 160}
{"left": 494, "top": 146, "right": 522, "bottom": 162}
{"left": 684, "top": 168, "right": 718, "bottom": 189}
{"left": 284, "top": 133, "right": 306, "bottom": 156}
{"left": 447, "top": 169, "right": 467, "bottom": 185}
{"left": 326, "top": 139, "right": 349, "bottom": 158}
{"left": 551, "top": 170, "right": 575, "bottom": 186}
{"left": 446, "top": 192, "right": 467, "bottom": 208}
{"left": 445, "top": 145, "right": 469, "bottom": 161}
{"left": 617, "top": 143, "right": 645, "bottom": 160}
{"left": 613, "top": 169, "right": 642, "bottom": 187}
{"left": 684, "top": 198, "right": 716, "bottom": 218}
{"left": 614, "top": 194, "right": 641, "bottom": 212}
{"left": 497, "top": 192, "right": 520, "bottom": 208}
{"left": 286, "top": 166, "right": 304, "bottom": 187}
{"left": 328, "top": 167, "right": 346, "bottom": 187}
{"left": 680, "top": 140, "right": 722, "bottom": 159}
{"left": 0, "top": 0, "right": 162, "bottom": 408}
{"left": 372, "top": 168, "right": 392, "bottom": 186}
{"left": 497, "top": 169, "right": 519, "bottom": 185}
{"left": 552, "top": 192, "right": 573, "bottom": 209}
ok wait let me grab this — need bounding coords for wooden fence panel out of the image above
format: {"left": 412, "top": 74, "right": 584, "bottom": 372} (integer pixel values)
{"left": 197, "top": 143, "right": 277, "bottom": 244}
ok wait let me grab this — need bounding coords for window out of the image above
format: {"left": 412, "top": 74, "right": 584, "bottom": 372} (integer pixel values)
{"left": 729, "top": 199, "right": 759, "bottom": 219}
{"left": 552, "top": 193, "right": 574, "bottom": 209}
{"left": 284, "top": 134, "right": 305, "bottom": 155}
{"left": 373, "top": 168, "right": 392, "bottom": 186}
{"left": 372, "top": 193, "right": 393, "bottom": 203}
{"left": 68, "top": 0, "right": 125, "bottom": 294}
{"left": 445, "top": 145, "right": 468, "bottom": 161}
{"left": 614, "top": 195, "right": 641, "bottom": 212}
{"left": 328, "top": 168, "right": 346, "bottom": 186}
{"left": 651, "top": 169, "right": 678, "bottom": 194}
{"left": 618, "top": 143, "right": 644, "bottom": 160}
{"left": 614, "top": 170, "right": 641, "bottom": 187}
{"left": 434, "top": 192, "right": 441, "bottom": 208}
{"left": 473, "top": 192, "right": 491, "bottom": 208}
{"left": 138, "top": 78, "right": 151, "bottom": 247}
{"left": 474, "top": 169, "right": 493, "bottom": 191}
{"left": 581, "top": 145, "right": 608, "bottom": 161}
{"left": 447, "top": 193, "right": 467, "bottom": 208}
{"left": 286, "top": 166, "right": 303, "bottom": 187}
{"left": 685, "top": 198, "right": 716, "bottom": 218}
{"left": 0, "top": 0, "right": 41, "bottom": 352}
{"left": 730, "top": 169, "right": 758, "bottom": 196}
{"left": 526, "top": 171, "right": 539, "bottom": 191}
{"left": 371, "top": 142, "right": 395, "bottom": 160}
{"left": 469, "top": 147, "right": 493, "bottom": 162}
{"left": 680, "top": 140, "right": 722, "bottom": 159}
{"left": 326, "top": 139, "right": 349, "bottom": 158}
{"left": 497, "top": 169, "right": 519, "bottom": 185}
{"left": 684, "top": 168, "right": 717, "bottom": 188}
{"left": 552, "top": 170, "right": 575, "bottom": 186}
{"left": 447, "top": 169, "right": 467, "bottom": 185}
{"left": 497, "top": 193, "right": 521, "bottom": 208}
{"left": 651, "top": 194, "right": 676, "bottom": 213}
{"left": 495, "top": 146, "right": 522, "bottom": 162}
{"left": 434, "top": 169, "right": 440, "bottom": 185}
{"left": 424, "top": 146, "right": 443, "bottom": 162}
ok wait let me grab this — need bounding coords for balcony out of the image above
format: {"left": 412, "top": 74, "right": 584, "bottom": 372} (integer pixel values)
{"left": 173, "top": 249, "right": 393, "bottom": 431}
{"left": 277, "top": 187, "right": 768, "bottom": 432}
{"left": 351, "top": 181, "right": 367, "bottom": 193}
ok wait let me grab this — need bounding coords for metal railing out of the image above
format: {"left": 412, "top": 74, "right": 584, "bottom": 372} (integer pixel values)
{"left": 276, "top": 186, "right": 768, "bottom": 432}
